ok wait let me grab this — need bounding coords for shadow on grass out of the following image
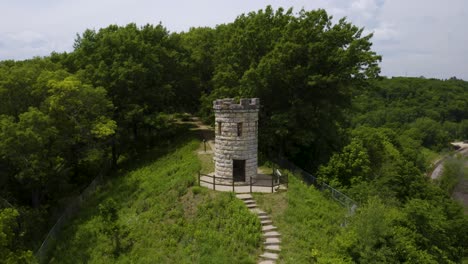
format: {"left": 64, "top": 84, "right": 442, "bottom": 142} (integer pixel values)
{"left": 48, "top": 122, "right": 200, "bottom": 263}
{"left": 115, "top": 122, "right": 199, "bottom": 175}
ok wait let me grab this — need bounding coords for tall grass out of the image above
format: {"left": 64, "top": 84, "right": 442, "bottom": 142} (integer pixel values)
{"left": 254, "top": 176, "right": 347, "bottom": 263}
{"left": 49, "top": 140, "right": 261, "bottom": 263}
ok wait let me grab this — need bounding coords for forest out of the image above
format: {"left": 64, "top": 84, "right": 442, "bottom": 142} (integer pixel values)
{"left": 0, "top": 6, "right": 467, "bottom": 263}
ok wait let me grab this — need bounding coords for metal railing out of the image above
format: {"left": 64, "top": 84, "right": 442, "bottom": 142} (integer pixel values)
{"left": 35, "top": 161, "right": 110, "bottom": 263}
{"left": 0, "top": 197, "right": 14, "bottom": 209}
{"left": 271, "top": 156, "right": 358, "bottom": 214}
{"left": 198, "top": 170, "right": 288, "bottom": 193}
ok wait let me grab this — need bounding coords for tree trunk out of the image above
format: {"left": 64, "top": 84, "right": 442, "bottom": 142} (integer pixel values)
{"left": 132, "top": 123, "right": 138, "bottom": 142}
{"left": 31, "top": 188, "right": 41, "bottom": 208}
{"left": 111, "top": 137, "right": 118, "bottom": 169}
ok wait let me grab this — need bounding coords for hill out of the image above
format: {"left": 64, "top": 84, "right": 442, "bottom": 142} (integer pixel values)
{"left": 48, "top": 139, "right": 262, "bottom": 263}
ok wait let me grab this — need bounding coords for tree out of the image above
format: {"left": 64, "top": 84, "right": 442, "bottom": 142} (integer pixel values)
{"left": 0, "top": 208, "right": 35, "bottom": 263}
{"left": 0, "top": 58, "right": 60, "bottom": 117}
{"left": 0, "top": 73, "right": 115, "bottom": 207}
{"left": 239, "top": 8, "right": 381, "bottom": 169}
{"left": 69, "top": 23, "right": 195, "bottom": 161}
{"left": 194, "top": 7, "right": 381, "bottom": 170}
{"left": 44, "top": 75, "right": 116, "bottom": 182}
{"left": 98, "top": 199, "right": 130, "bottom": 257}
{"left": 0, "top": 109, "right": 58, "bottom": 207}
{"left": 317, "top": 138, "right": 371, "bottom": 187}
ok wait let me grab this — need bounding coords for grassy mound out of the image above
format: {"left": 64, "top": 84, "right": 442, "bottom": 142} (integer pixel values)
{"left": 49, "top": 140, "right": 261, "bottom": 263}
{"left": 254, "top": 176, "right": 347, "bottom": 263}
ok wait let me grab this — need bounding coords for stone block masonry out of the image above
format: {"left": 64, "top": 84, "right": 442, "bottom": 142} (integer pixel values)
{"left": 214, "top": 98, "right": 259, "bottom": 182}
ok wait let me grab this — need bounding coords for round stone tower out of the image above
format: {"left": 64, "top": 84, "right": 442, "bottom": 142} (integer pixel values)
{"left": 213, "top": 98, "right": 259, "bottom": 183}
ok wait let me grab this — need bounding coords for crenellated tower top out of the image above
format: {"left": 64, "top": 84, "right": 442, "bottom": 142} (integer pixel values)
{"left": 213, "top": 98, "right": 260, "bottom": 111}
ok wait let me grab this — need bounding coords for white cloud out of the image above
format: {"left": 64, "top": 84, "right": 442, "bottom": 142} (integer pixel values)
{"left": 372, "top": 23, "right": 398, "bottom": 41}
{"left": 350, "top": 0, "right": 379, "bottom": 20}
{"left": 0, "top": 0, "right": 467, "bottom": 79}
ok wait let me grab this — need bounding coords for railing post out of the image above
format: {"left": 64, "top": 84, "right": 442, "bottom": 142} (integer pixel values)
{"left": 271, "top": 174, "right": 274, "bottom": 193}
{"left": 198, "top": 171, "right": 200, "bottom": 186}
{"left": 250, "top": 177, "right": 252, "bottom": 193}
{"left": 213, "top": 175, "right": 216, "bottom": 191}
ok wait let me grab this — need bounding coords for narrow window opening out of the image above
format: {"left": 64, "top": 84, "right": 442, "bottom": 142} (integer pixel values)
{"left": 218, "top": 122, "right": 222, "bottom": 135}
{"left": 237, "top": 122, "right": 243, "bottom": 137}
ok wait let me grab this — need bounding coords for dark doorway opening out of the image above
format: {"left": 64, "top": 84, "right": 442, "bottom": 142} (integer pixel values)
{"left": 233, "top": 160, "right": 246, "bottom": 182}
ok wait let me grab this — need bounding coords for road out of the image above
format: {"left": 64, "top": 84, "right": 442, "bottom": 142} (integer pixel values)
{"left": 430, "top": 142, "right": 468, "bottom": 180}
{"left": 429, "top": 141, "right": 468, "bottom": 214}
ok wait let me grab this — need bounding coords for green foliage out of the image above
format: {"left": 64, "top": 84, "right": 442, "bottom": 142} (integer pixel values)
{"left": 0, "top": 64, "right": 115, "bottom": 208}
{"left": 1, "top": 5, "right": 467, "bottom": 262}
{"left": 316, "top": 125, "right": 468, "bottom": 262}
{"left": 318, "top": 138, "right": 371, "bottom": 187}
{"left": 334, "top": 198, "right": 398, "bottom": 263}
{"left": 257, "top": 171, "right": 468, "bottom": 263}
{"left": 49, "top": 140, "right": 261, "bottom": 263}
{"left": 437, "top": 156, "right": 466, "bottom": 194}
{"left": 190, "top": 7, "right": 381, "bottom": 170}
{"left": 98, "top": 198, "right": 130, "bottom": 258}
{"left": 353, "top": 77, "right": 468, "bottom": 150}
{"left": 0, "top": 208, "right": 35, "bottom": 263}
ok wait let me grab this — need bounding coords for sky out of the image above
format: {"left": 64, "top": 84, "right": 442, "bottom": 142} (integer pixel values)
{"left": 0, "top": 0, "right": 467, "bottom": 80}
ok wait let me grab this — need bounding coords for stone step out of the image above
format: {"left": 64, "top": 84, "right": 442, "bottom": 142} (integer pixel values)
{"left": 246, "top": 203, "right": 257, "bottom": 209}
{"left": 258, "top": 215, "right": 270, "bottom": 220}
{"left": 264, "top": 237, "right": 281, "bottom": 245}
{"left": 263, "top": 231, "right": 281, "bottom": 238}
{"left": 258, "top": 260, "right": 275, "bottom": 264}
{"left": 250, "top": 208, "right": 267, "bottom": 216}
{"left": 243, "top": 199, "right": 256, "bottom": 205}
{"left": 260, "top": 252, "right": 279, "bottom": 261}
{"left": 236, "top": 193, "right": 253, "bottom": 200}
{"left": 258, "top": 260, "right": 276, "bottom": 264}
{"left": 265, "top": 245, "right": 281, "bottom": 252}
{"left": 262, "top": 225, "right": 277, "bottom": 232}
{"left": 261, "top": 219, "right": 273, "bottom": 226}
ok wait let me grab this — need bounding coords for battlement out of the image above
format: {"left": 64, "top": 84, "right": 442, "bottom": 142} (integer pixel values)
{"left": 213, "top": 98, "right": 260, "bottom": 111}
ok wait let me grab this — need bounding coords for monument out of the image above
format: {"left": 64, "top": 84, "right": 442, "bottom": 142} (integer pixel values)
{"left": 213, "top": 98, "right": 259, "bottom": 183}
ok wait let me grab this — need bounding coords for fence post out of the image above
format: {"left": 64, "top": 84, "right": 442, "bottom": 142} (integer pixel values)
{"left": 198, "top": 171, "right": 200, "bottom": 186}
{"left": 213, "top": 174, "right": 216, "bottom": 191}
{"left": 232, "top": 178, "right": 235, "bottom": 192}
{"left": 271, "top": 174, "right": 274, "bottom": 193}
{"left": 250, "top": 176, "right": 252, "bottom": 193}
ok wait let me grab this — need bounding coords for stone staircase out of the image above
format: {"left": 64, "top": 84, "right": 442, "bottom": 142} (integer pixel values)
{"left": 236, "top": 193, "right": 281, "bottom": 264}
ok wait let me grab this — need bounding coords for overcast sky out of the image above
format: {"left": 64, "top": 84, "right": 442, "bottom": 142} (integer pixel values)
{"left": 1, "top": 0, "right": 467, "bottom": 80}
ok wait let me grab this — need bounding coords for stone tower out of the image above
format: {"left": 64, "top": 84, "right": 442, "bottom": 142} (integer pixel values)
{"left": 213, "top": 98, "right": 259, "bottom": 183}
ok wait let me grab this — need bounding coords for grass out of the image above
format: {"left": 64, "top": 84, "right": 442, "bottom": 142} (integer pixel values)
{"left": 196, "top": 141, "right": 214, "bottom": 174}
{"left": 254, "top": 175, "right": 348, "bottom": 263}
{"left": 48, "top": 139, "right": 261, "bottom": 263}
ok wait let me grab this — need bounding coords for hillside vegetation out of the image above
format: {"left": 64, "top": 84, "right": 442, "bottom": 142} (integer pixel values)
{"left": 49, "top": 139, "right": 261, "bottom": 263}
{"left": 0, "top": 5, "right": 467, "bottom": 263}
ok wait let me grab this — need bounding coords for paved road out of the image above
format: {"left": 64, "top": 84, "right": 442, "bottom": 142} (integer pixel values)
{"left": 430, "top": 142, "right": 468, "bottom": 180}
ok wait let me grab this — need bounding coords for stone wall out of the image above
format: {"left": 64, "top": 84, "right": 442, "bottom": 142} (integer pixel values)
{"left": 214, "top": 98, "right": 259, "bottom": 182}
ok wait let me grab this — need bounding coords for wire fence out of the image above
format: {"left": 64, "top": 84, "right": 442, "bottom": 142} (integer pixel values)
{"left": 35, "top": 162, "right": 111, "bottom": 263}
{"left": 271, "top": 156, "right": 358, "bottom": 214}
{"left": 0, "top": 197, "right": 14, "bottom": 209}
